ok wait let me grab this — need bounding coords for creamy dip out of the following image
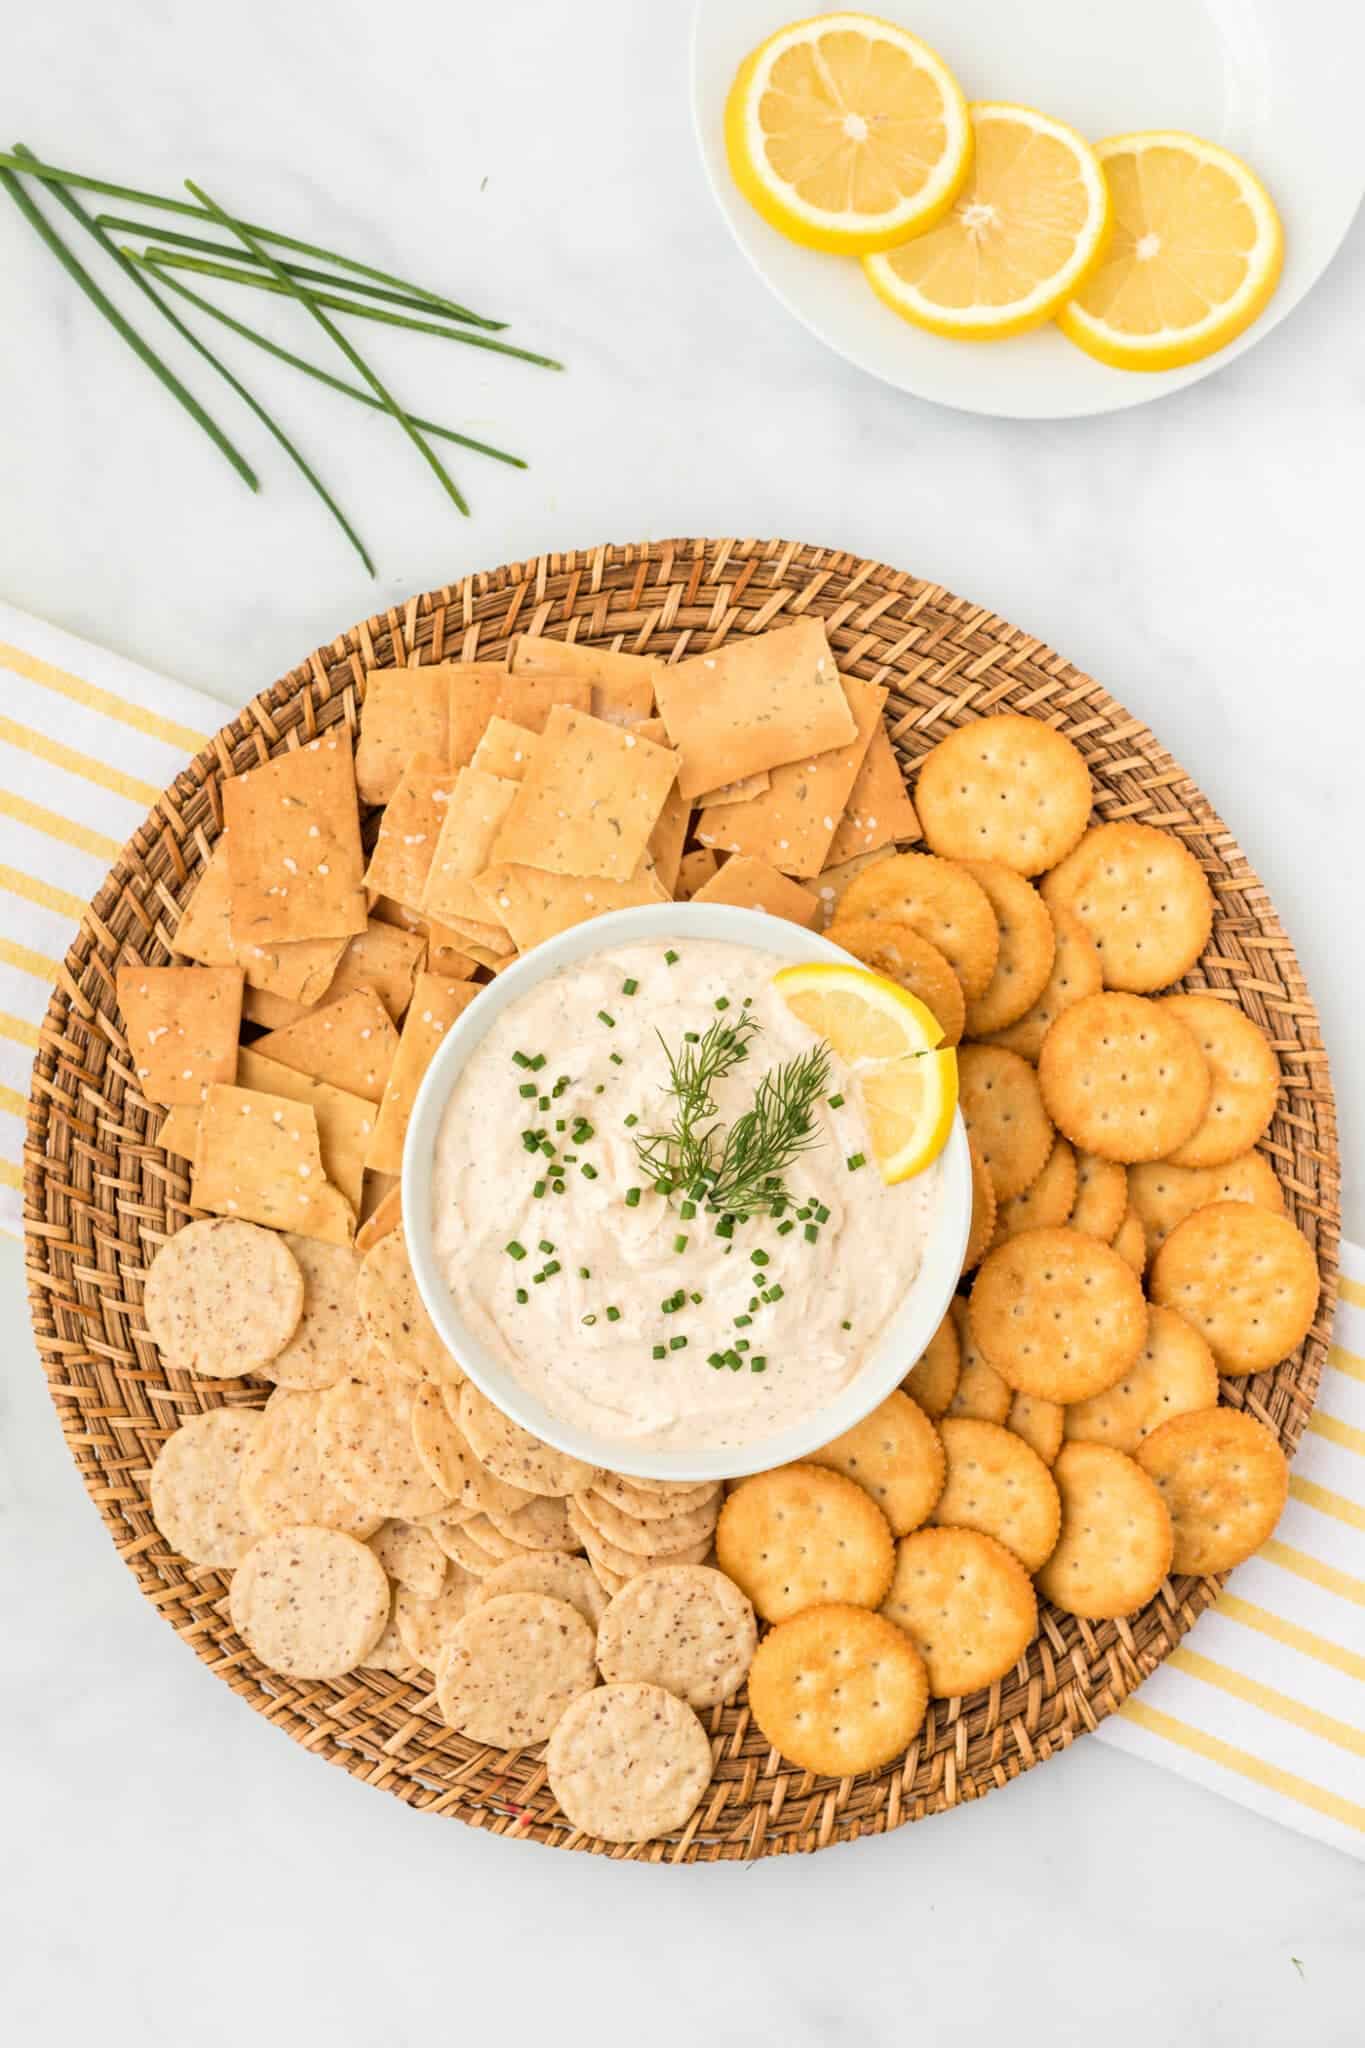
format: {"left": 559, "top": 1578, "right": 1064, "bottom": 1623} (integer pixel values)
{"left": 431, "top": 938, "right": 942, "bottom": 1450}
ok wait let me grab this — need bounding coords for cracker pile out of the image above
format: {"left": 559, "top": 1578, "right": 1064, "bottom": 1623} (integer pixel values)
{"left": 123, "top": 639, "right": 1320, "bottom": 1833}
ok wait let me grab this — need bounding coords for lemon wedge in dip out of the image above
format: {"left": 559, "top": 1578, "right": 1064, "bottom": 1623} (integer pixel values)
{"left": 773, "top": 962, "right": 958, "bottom": 1183}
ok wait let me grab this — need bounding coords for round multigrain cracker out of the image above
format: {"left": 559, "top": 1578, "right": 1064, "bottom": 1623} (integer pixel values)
{"left": 1127, "top": 1150, "right": 1285, "bottom": 1261}
{"left": 149, "top": 1405, "right": 264, "bottom": 1567}
{"left": 804, "top": 1389, "right": 945, "bottom": 1537}
{"left": 946, "top": 1298, "right": 1012, "bottom": 1423}
{"left": 994, "top": 1137, "right": 1077, "bottom": 1245}
{"left": 1136, "top": 1407, "right": 1289, "bottom": 1574}
{"left": 432, "top": 1518, "right": 504, "bottom": 1575}
{"left": 715, "top": 1465, "right": 894, "bottom": 1623}
{"left": 748, "top": 1603, "right": 929, "bottom": 1777}
{"left": 826, "top": 915, "right": 966, "bottom": 1046}
{"left": 370, "top": 1518, "right": 447, "bottom": 1598}
{"left": 882, "top": 1527, "right": 1037, "bottom": 1697}
{"left": 962, "top": 1136, "right": 997, "bottom": 1274}
{"left": 458, "top": 1380, "right": 598, "bottom": 1497}
{"left": 547, "top": 1682, "right": 713, "bottom": 1843}
{"left": 1158, "top": 993, "right": 1280, "bottom": 1168}
{"left": 591, "top": 1473, "right": 719, "bottom": 1520}
{"left": 436, "top": 1592, "right": 597, "bottom": 1747}
{"left": 596, "top": 1564, "right": 757, "bottom": 1708}
{"left": 1065, "top": 1303, "right": 1219, "bottom": 1453}
{"left": 265, "top": 1236, "right": 364, "bottom": 1391}
{"left": 1036, "top": 1443, "right": 1173, "bottom": 1619}
{"left": 568, "top": 1502, "right": 711, "bottom": 1582}
{"left": 1112, "top": 1205, "right": 1147, "bottom": 1277}
{"left": 316, "top": 1373, "right": 447, "bottom": 1521}
{"left": 960, "top": 862, "right": 1056, "bottom": 1036}
{"left": 1007, "top": 1391, "right": 1064, "bottom": 1467}
{"left": 1149, "top": 1201, "right": 1319, "bottom": 1376}
{"left": 240, "top": 1387, "right": 383, "bottom": 1540}
{"left": 230, "top": 1525, "right": 390, "bottom": 1677}
{"left": 143, "top": 1217, "right": 303, "bottom": 1377}
{"left": 410, "top": 1382, "right": 485, "bottom": 1509}
{"left": 362, "top": 1597, "right": 420, "bottom": 1678}
{"left": 1069, "top": 1150, "right": 1128, "bottom": 1242}
{"left": 473, "top": 1552, "right": 608, "bottom": 1629}
{"left": 931, "top": 1418, "right": 1061, "bottom": 1572}
{"left": 484, "top": 1493, "right": 576, "bottom": 1552}
{"left": 1041, "top": 821, "right": 1214, "bottom": 992}
{"left": 1039, "top": 991, "right": 1209, "bottom": 1163}
{"left": 357, "top": 1229, "right": 462, "bottom": 1387}
{"left": 903, "top": 1308, "right": 960, "bottom": 1419}
{"left": 915, "top": 715, "right": 1092, "bottom": 876}
{"left": 957, "top": 1045, "right": 1054, "bottom": 1202}
{"left": 575, "top": 1489, "right": 718, "bottom": 1558}
{"left": 970, "top": 1226, "right": 1147, "bottom": 1403}
{"left": 838, "top": 852, "right": 999, "bottom": 1000}
{"left": 982, "top": 905, "right": 1103, "bottom": 1063}
{"left": 394, "top": 1567, "right": 476, "bottom": 1667}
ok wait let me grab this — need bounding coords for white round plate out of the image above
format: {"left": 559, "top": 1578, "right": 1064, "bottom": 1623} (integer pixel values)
{"left": 691, "top": 0, "right": 1365, "bottom": 419}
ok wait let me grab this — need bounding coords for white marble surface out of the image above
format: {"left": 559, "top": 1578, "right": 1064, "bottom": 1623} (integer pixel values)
{"left": 3, "top": 2, "right": 1364, "bottom": 2040}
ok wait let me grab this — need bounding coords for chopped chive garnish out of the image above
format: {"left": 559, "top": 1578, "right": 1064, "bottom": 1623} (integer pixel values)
{"left": 540, "top": 1139, "right": 555, "bottom": 1158}
{"left": 512, "top": 1051, "right": 531, "bottom": 1068}
{"left": 804, "top": 1223, "right": 818, "bottom": 1243}
{"left": 625, "top": 1187, "right": 641, "bottom": 1208}
{"left": 841, "top": 1319, "right": 852, "bottom": 1331}
{"left": 597, "top": 1009, "right": 615, "bottom": 1028}
{"left": 505, "top": 1240, "right": 526, "bottom": 1261}
{"left": 728, "top": 1353, "right": 743, "bottom": 1372}
{"left": 669, "top": 1335, "right": 686, "bottom": 1351}
{"left": 652, "top": 1343, "right": 666, "bottom": 1360}
{"left": 750, "top": 1249, "right": 770, "bottom": 1267}
{"left": 543, "top": 1259, "right": 561, "bottom": 1277}
{"left": 751, "top": 1356, "right": 767, "bottom": 1373}
{"left": 574, "top": 1121, "right": 594, "bottom": 1140}
{"left": 555, "top": 1118, "right": 566, "bottom": 1132}
{"left": 683, "top": 1030, "right": 699, "bottom": 1044}
{"left": 828, "top": 1092, "right": 845, "bottom": 1109}
{"left": 777, "top": 1220, "right": 794, "bottom": 1236}
{"left": 767, "top": 1283, "right": 785, "bottom": 1301}
{"left": 708, "top": 1351, "right": 724, "bottom": 1369}
{"left": 690, "top": 1290, "right": 703, "bottom": 1304}
{"left": 532, "top": 1270, "right": 546, "bottom": 1284}
{"left": 734, "top": 1313, "right": 752, "bottom": 1329}
{"left": 578, "top": 1265, "right": 590, "bottom": 1279}
{"left": 664, "top": 949, "right": 679, "bottom": 965}
{"left": 815, "top": 1203, "right": 830, "bottom": 1224}
{"left": 538, "top": 1239, "right": 554, "bottom": 1254}
{"left": 673, "top": 1234, "right": 688, "bottom": 1253}
{"left": 552, "top": 1181, "right": 565, "bottom": 1195}
{"left": 515, "top": 1286, "right": 528, "bottom": 1304}
{"left": 595, "top": 1084, "right": 604, "bottom": 1093}
{"left": 622, "top": 977, "right": 638, "bottom": 995}
{"left": 532, "top": 1179, "right": 546, "bottom": 1199}
{"left": 680, "top": 1199, "right": 696, "bottom": 1220}
{"left": 715, "top": 996, "right": 730, "bottom": 1010}
{"left": 582, "top": 1163, "right": 599, "bottom": 1180}
{"left": 749, "top": 1296, "right": 760, "bottom": 1312}
{"left": 606, "top": 1305, "right": 621, "bottom": 1323}
{"left": 529, "top": 1054, "right": 546, "bottom": 1071}
{"left": 846, "top": 1152, "right": 866, "bottom": 1172}
{"left": 518, "top": 1082, "right": 536, "bottom": 1098}
{"left": 736, "top": 1339, "right": 750, "bottom": 1354}
{"left": 716, "top": 1216, "right": 734, "bottom": 1240}
{"left": 610, "top": 1052, "right": 623, "bottom": 1066}
{"left": 624, "top": 1113, "right": 639, "bottom": 1128}
{"left": 796, "top": 1205, "right": 812, "bottom": 1221}
{"left": 538, "top": 1094, "right": 550, "bottom": 1111}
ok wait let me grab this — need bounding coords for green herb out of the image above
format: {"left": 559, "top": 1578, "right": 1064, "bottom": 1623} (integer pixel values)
{"left": 582, "top": 1313, "right": 597, "bottom": 1326}
{"left": 542, "top": 1259, "right": 561, "bottom": 1278}
{"left": 751, "top": 1357, "right": 768, "bottom": 1373}
{"left": 664, "top": 949, "right": 679, "bottom": 965}
{"left": 669, "top": 1335, "right": 687, "bottom": 1351}
{"left": 597, "top": 1010, "right": 615, "bottom": 1029}
{"left": 624, "top": 1113, "right": 638, "bottom": 1128}
{"left": 804, "top": 1223, "right": 819, "bottom": 1243}
{"left": 750, "top": 1249, "right": 769, "bottom": 1267}
{"left": 578, "top": 1266, "right": 590, "bottom": 1279}
{"left": 538, "top": 1239, "right": 555, "bottom": 1255}
{"left": 652, "top": 1344, "right": 666, "bottom": 1360}
{"left": 622, "top": 978, "right": 638, "bottom": 995}
{"left": 777, "top": 1220, "right": 794, "bottom": 1236}
{"left": 606, "top": 1306, "right": 621, "bottom": 1323}
{"left": 532, "top": 1179, "right": 546, "bottom": 1199}
{"left": 639, "top": 1025, "right": 833, "bottom": 1223}
{"left": 528, "top": 1055, "right": 546, "bottom": 1071}
{"left": 513, "top": 1051, "right": 531, "bottom": 1069}
{"left": 515, "top": 1287, "right": 528, "bottom": 1304}
{"left": 846, "top": 1151, "right": 866, "bottom": 1172}
{"left": 518, "top": 1082, "right": 536, "bottom": 1098}
{"left": 609, "top": 1052, "right": 623, "bottom": 1066}
{"left": 505, "top": 1240, "right": 526, "bottom": 1261}
{"left": 715, "top": 996, "right": 730, "bottom": 1010}
{"left": 673, "top": 1234, "right": 688, "bottom": 1254}
{"left": 828, "top": 1092, "right": 845, "bottom": 1109}
{"left": 581, "top": 1162, "right": 599, "bottom": 1180}
{"left": 625, "top": 1187, "right": 641, "bottom": 1208}
{"left": 841, "top": 1319, "right": 852, "bottom": 1331}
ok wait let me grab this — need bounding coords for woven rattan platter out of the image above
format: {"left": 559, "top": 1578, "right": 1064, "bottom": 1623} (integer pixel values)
{"left": 24, "top": 535, "right": 1340, "bottom": 1863}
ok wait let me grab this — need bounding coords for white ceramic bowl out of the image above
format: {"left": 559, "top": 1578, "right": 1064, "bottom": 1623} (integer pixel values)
{"left": 403, "top": 902, "right": 971, "bottom": 1481}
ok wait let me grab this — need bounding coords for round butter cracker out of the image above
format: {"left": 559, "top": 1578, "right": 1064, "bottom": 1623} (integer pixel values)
{"left": 958, "top": 1045, "right": 1054, "bottom": 1202}
{"left": 715, "top": 1465, "right": 894, "bottom": 1624}
{"left": 970, "top": 1226, "right": 1147, "bottom": 1403}
{"left": 903, "top": 1308, "right": 960, "bottom": 1419}
{"left": 994, "top": 1136, "right": 1077, "bottom": 1245}
{"left": 1039, "top": 991, "right": 1209, "bottom": 1163}
{"left": 1065, "top": 1303, "right": 1219, "bottom": 1454}
{"left": 1041, "top": 821, "right": 1214, "bottom": 992}
{"left": 882, "top": 1526, "right": 1037, "bottom": 1698}
{"left": 144, "top": 1217, "right": 303, "bottom": 1378}
{"left": 826, "top": 915, "right": 966, "bottom": 1046}
{"left": 914, "top": 715, "right": 1092, "bottom": 875}
{"left": 748, "top": 1603, "right": 929, "bottom": 1777}
{"left": 838, "top": 852, "right": 999, "bottom": 1000}
{"left": 962, "top": 1135, "right": 997, "bottom": 1274}
{"left": 1159, "top": 993, "right": 1279, "bottom": 1168}
{"left": 1006, "top": 1390, "right": 1064, "bottom": 1467}
{"left": 1127, "top": 1150, "right": 1285, "bottom": 1261}
{"left": 1136, "top": 1407, "right": 1289, "bottom": 1575}
{"left": 1149, "top": 1201, "right": 1319, "bottom": 1376}
{"left": 982, "top": 904, "right": 1103, "bottom": 1062}
{"left": 1069, "top": 1150, "right": 1129, "bottom": 1242}
{"left": 804, "top": 1388, "right": 945, "bottom": 1537}
{"left": 931, "top": 1417, "right": 1061, "bottom": 1572}
{"left": 946, "top": 1298, "right": 1012, "bottom": 1423}
{"left": 960, "top": 861, "right": 1056, "bottom": 1035}
{"left": 1035, "top": 1443, "right": 1173, "bottom": 1619}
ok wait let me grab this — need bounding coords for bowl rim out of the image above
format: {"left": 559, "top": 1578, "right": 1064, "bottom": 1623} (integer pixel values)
{"left": 402, "top": 901, "right": 972, "bottom": 1481}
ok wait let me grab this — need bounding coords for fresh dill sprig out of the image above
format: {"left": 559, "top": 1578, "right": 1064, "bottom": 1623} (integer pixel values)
{"left": 634, "top": 1015, "right": 831, "bottom": 1219}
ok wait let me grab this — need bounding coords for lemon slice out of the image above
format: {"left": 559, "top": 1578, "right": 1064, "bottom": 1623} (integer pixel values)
{"left": 724, "top": 12, "right": 972, "bottom": 255}
{"left": 863, "top": 102, "right": 1111, "bottom": 338}
{"left": 1056, "top": 132, "right": 1283, "bottom": 371}
{"left": 773, "top": 962, "right": 957, "bottom": 1182}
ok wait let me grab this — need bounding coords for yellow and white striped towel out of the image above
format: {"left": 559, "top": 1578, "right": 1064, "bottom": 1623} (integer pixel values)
{"left": 1, "top": 602, "right": 1362, "bottom": 1857}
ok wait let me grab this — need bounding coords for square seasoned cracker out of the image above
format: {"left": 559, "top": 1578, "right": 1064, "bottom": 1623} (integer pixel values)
{"left": 826, "top": 721, "right": 919, "bottom": 864}
{"left": 362, "top": 754, "right": 455, "bottom": 912}
{"left": 241, "top": 985, "right": 307, "bottom": 1032}
{"left": 420, "top": 766, "right": 520, "bottom": 927}
{"left": 695, "top": 673, "right": 886, "bottom": 877}
{"left": 695, "top": 770, "right": 770, "bottom": 807}
{"left": 223, "top": 736, "right": 367, "bottom": 946}
{"left": 118, "top": 963, "right": 243, "bottom": 1107}
{"left": 422, "top": 921, "right": 481, "bottom": 978}
{"left": 470, "top": 716, "right": 539, "bottom": 782}
{"left": 676, "top": 848, "right": 721, "bottom": 899}
{"left": 691, "top": 855, "right": 819, "bottom": 929}
{"left": 174, "top": 841, "right": 347, "bottom": 1003}
{"left": 157, "top": 1103, "right": 203, "bottom": 1162}
{"left": 253, "top": 986, "right": 400, "bottom": 1104}
{"left": 439, "top": 910, "right": 515, "bottom": 958}
{"left": 356, "top": 665, "right": 451, "bottom": 805}
{"left": 323, "top": 917, "right": 426, "bottom": 1022}
{"left": 448, "top": 667, "right": 590, "bottom": 767}
{"left": 638, "top": 716, "right": 689, "bottom": 896}
{"left": 654, "top": 618, "right": 856, "bottom": 800}
{"left": 473, "top": 860, "right": 669, "bottom": 953}
{"left": 366, "top": 973, "right": 483, "bottom": 1175}
{"left": 488, "top": 707, "right": 680, "bottom": 882}
{"left": 509, "top": 633, "right": 658, "bottom": 724}
{"left": 193, "top": 1083, "right": 355, "bottom": 1244}
{"left": 236, "top": 1048, "right": 374, "bottom": 1213}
